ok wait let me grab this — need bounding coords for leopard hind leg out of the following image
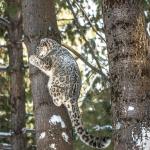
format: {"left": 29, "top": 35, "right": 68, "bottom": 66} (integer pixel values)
{"left": 47, "top": 80, "right": 64, "bottom": 106}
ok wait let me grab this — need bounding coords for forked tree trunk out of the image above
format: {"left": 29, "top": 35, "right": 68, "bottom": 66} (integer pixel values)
{"left": 103, "top": 0, "right": 150, "bottom": 149}
{"left": 22, "top": 0, "right": 73, "bottom": 150}
{"left": 6, "top": 0, "right": 26, "bottom": 149}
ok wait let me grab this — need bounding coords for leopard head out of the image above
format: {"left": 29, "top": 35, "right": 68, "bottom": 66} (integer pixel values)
{"left": 36, "top": 38, "right": 60, "bottom": 59}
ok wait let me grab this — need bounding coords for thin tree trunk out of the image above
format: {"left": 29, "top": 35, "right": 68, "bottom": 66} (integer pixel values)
{"left": 6, "top": 0, "right": 26, "bottom": 149}
{"left": 22, "top": 0, "right": 73, "bottom": 150}
{"left": 103, "top": 0, "right": 150, "bottom": 149}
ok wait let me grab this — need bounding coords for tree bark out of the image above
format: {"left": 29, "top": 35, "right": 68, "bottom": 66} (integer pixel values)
{"left": 22, "top": 0, "right": 73, "bottom": 150}
{"left": 103, "top": 0, "right": 150, "bottom": 149}
{"left": 6, "top": 0, "right": 26, "bottom": 149}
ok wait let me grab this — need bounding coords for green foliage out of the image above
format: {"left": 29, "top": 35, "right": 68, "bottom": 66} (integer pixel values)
{"left": 55, "top": 1, "right": 113, "bottom": 149}
{"left": 1, "top": 0, "right": 150, "bottom": 149}
{"left": 0, "top": 46, "right": 11, "bottom": 146}
{"left": 0, "top": 0, "right": 6, "bottom": 15}
{"left": 1, "top": 0, "right": 111, "bottom": 149}
{"left": 0, "top": 73, "right": 10, "bottom": 130}
{"left": 0, "top": 1, "right": 6, "bottom": 37}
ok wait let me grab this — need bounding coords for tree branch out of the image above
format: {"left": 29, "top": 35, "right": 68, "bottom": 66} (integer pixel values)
{"left": 57, "top": 18, "right": 74, "bottom": 21}
{"left": 74, "top": 0, "right": 106, "bottom": 42}
{"left": 0, "top": 45, "right": 8, "bottom": 52}
{"left": 0, "top": 17, "right": 10, "bottom": 29}
{"left": 0, "top": 66, "right": 8, "bottom": 72}
{"left": 62, "top": 43, "right": 108, "bottom": 80}
{"left": 0, "top": 143, "right": 12, "bottom": 149}
{"left": 0, "top": 65, "right": 29, "bottom": 72}
{"left": 0, "top": 45, "right": 7, "bottom": 48}
{"left": 0, "top": 132, "right": 12, "bottom": 138}
{"left": 65, "top": 0, "right": 103, "bottom": 71}
{"left": 0, "top": 129, "right": 35, "bottom": 138}
{"left": 21, "top": 128, "right": 35, "bottom": 134}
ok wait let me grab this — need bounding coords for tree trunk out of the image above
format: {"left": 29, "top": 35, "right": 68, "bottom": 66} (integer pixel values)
{"left": 103, "top": 0, "right": 150, "bottom": 149}
{"left": 22, "top": 0, "right": 73, "bottom": 150}
{"left": 6, "top": 0, "right": 26, "bottom": 149}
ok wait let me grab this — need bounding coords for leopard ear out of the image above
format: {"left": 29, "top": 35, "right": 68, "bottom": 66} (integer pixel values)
{"left": 40, "top": 38, "right": 48, "bottom": 44}
{"left": 47, "top": 39, "right": 59, "bottom": 45}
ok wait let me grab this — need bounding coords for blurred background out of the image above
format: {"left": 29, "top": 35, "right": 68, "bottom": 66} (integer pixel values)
{"left": 0, "top": 0, "right": 150, "bottom": 149}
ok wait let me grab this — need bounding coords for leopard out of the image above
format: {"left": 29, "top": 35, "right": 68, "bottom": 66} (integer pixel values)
{"left": 29, "top": 38, "right": 111, "bottom": 149}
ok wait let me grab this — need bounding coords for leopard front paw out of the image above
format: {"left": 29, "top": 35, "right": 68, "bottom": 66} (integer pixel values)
{"left": 29, "top": 55, "right": 40, "bottom": 67}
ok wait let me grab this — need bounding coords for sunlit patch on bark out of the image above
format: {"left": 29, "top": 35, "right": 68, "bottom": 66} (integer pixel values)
{"left": 49, "top": 143, "right": 56, "bottom": 150}
{"left": 49, "top": 115, "right": 66, "bottom": 128}
{"left": 132, "top": 127, "right": 150, "bottom": 149}
{"left": 128, "top": 106, "right": 134, "bottom": 111}
{"left": 62, "top": 132, "right": 69, "bottom": 143}
{"left": 39, "top": 132, "right": 46, "bottom": 139}
{"left": 115, "top": 122, "right": 122, "bottom": 130}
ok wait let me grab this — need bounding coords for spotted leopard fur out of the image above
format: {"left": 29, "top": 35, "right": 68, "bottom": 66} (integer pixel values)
{"left": 29, "top": 38, "right": 111, "bottom": 149}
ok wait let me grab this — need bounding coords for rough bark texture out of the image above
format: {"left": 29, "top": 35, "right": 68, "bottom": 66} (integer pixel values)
{"left": 103, "top": 0, "right": 150, "bottom": 149}
{"left": 22, "top": 0, "right": 73, "bottom": 150}
{"left": 6, "top": 0, "right": 26, "bottom": 149}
